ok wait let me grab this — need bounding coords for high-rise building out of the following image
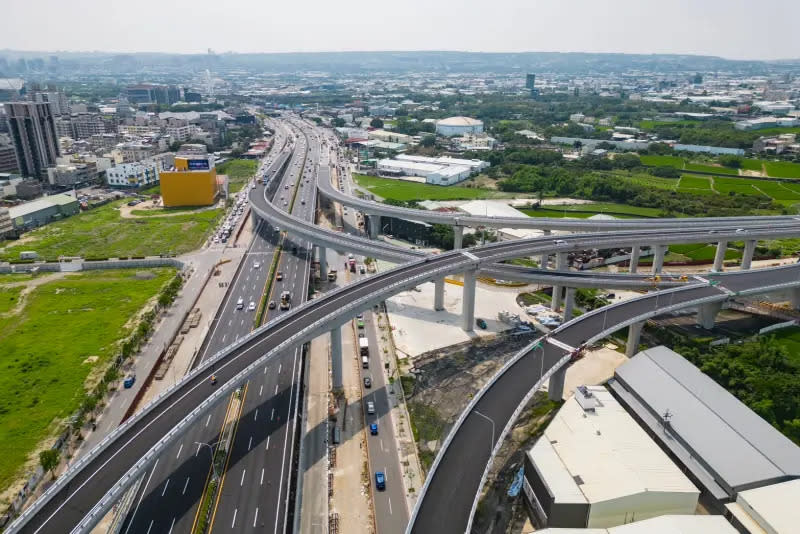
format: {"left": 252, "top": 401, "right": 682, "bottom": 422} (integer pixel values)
{"left": 32, "top": 91, "right": 69, "bottom": 116}
{"left": 4, "top": 102, "right": 60, "bottom": 180}
{"left": 525, "top": 73, "right": 536, "bottom": 90}
{"left": 0, "top": 143, "right": 18, "bottom": 173}
{"left": 126, "top": 84, "right": 181, "bottom": 106}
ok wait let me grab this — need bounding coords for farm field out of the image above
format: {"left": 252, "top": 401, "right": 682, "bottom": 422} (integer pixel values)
{"left": 0, "top": 268, "right": 174, "bottom": 491}
{"left": 353, "top": 174, "right": 516, "bottom": 201}
{"left": 640, "top": 154, "right": 800, "bottom": 179}
{"left": 639, "top": 155, "right": 685, "bottom": 168}
{"left": 0, "top": 200, "right": 222, "bottom": 261}
{"left": 668, "top": 243, "right": 741, "bottom": 262}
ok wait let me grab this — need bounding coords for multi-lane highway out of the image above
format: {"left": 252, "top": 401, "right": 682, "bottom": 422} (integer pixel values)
{"left": 12, "top": 116, "right": 800, "bottom": 534}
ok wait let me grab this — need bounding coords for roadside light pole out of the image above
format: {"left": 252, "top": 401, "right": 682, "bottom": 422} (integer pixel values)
{"left": 473, "top": 410, "right": 495, "bottom": 458}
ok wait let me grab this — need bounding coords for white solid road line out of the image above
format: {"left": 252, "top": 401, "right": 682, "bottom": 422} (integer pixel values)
{"left": 182, "top": 477, "right": 190, "bottom": 495}
{"left": 124, "top": 458, "right": 158, "bottom": 534}
{"left": 145, "top": 520, "right": 153, "bottom": 534}
{"left": 161, "top": 478, "right": 169, "bottom": 497}
{"left": 167, "top": 517, "right": 175, "bottom": 534}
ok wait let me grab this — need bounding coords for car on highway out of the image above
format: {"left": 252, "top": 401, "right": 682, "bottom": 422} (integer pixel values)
{"left": 370, "top": 423, "right": 378, "bottom": 435}
{"left": 364, "top": 376, "right": 372, "bottom": 388}
{"left": 268, "top": 300, "right": 276, "bottom": 310}
{"left": 236, "top": 298, "right": 244, "bottom": 310}
{"left": 367, "top": 401, "right": 375, "bottom": 414}
{"left": 553, "top": 239, "right": 567, "bottom": 245}
{"left": 357, "top": 319, "right": 365, "bottom": 329}
{"left": 375, "top": 471, "right": 386, "bottom": 491}
{"left": 248, "top": 301, "right": 256, "bottom": 311}
{"left": 253, "top": 261, "right": 261, "bottom": 269}
{"left": 123, "top": 374, "right": 136, "bottom": 388}
{"left": 276, "top": 271, "right": 283, "bottom": 281}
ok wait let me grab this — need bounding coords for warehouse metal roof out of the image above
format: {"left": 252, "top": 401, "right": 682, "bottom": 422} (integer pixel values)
{"left": 535, "top": 514, "right": 737, "bottom": 533}
{"left": 529, "top": 385, "right": 697, "bottom": 506}
{"left": 610, "top": 346, "right": 800, "bottom": 498}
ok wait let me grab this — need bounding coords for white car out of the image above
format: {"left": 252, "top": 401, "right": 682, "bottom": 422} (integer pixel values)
{"left": 248, "top": 301, "right": 256, "bottom": 311}
{"left": 253, "top": 261, "right": 261, "bottom": 269}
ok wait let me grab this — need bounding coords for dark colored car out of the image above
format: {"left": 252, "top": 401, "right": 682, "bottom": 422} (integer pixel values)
{"left": 375, "top": 472, "right": 386, "bottom": 490}
{"left": 268, "top": 300, "right": 276, "bottom": 310}
{"left": 370, "top": 423, "right": 378, "bottom": 435}
{"left": 476, "top": 318, "right": 488, "bottom": 329}
{"left": 364, "top": 376, "right": 372, "bottom": 388}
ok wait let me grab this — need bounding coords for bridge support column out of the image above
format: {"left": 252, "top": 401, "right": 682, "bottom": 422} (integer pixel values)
{"left": 367, "top": 214, "right": 380, "bottom": 239}
{"left": 548, "top": 366, "right": 567, "bottom": 402}
{"left": 462, "top": 270, "right": 477, "bottom": 332}
{"left": 563, "top": 287, "right": 575, "bottom": 322}
{"left": 741, "top": 240, "right": 756, "bottom": 270}
{"left": 434, "top": 278, "right": 445, "bottom": 311}
{"left": 697, "top": 302, "right": 722, "bottom": 330}
{"left": 712, "top": 241, "right": 728, "bottom": 272}
{"left": 626, "top": 322, "right": 644, "bottom": 358}
{"left": 540, "top": 229, "right": 551, "bottom": 268}
{"left": 629, "top": 245, "right": 641, "bottom": 274}
{"left": 652, "top": 244, "right": 667, "bottom": 274}
{"left": 330, "top": 327, "right": 343, "bottom": 391}
{"left": 317, "top": 245, "right": 327, "bottom": 278}
{"left": 454, "top": 226, "right": 464, "bottom": 250}
{"left": 790, "top": 288, "right": 800, "bottom": 310}
{"left": 551, "top": 252, "right": 568, "bottom": 311}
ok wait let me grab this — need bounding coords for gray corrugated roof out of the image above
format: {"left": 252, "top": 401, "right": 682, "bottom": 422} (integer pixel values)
{"left": 614, "top": 346, "right": 800, "bottom": 495}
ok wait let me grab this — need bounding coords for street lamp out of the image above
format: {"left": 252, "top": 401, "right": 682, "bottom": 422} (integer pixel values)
{"left": 195, "top": 440, "right": 223, "bottom": 479}
{"left": 473, "top": 410, "right": 495, "bottom": 457}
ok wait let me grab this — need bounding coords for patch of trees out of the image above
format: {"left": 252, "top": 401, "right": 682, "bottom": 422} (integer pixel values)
{"left": 671, "top": 336, "right": 800, "bottom": 445}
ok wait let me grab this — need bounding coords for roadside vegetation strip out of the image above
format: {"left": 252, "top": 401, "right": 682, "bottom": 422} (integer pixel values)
{"left": 353, "top": 173, "right": 516, "bottom": 201}
{"left": 521, "top": 202, "right": 664, "bottom": 219}
{"left": 0, "top": 268, "right": 175, "bottom": 491}
{"left": 0, "top": 200, "right": 223, "bottom": 262}
{"left": 254, "top": 244, "right": 283, "bottom": 328}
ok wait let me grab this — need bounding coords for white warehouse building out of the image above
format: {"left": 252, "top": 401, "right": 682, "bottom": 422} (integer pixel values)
{"left": 523, "top": 385, "right": 699, "bottom": 529}
{"left": 377, "top": 154, "right": 488, "bottom": 185}
{"left": 106, "top": 161, "right": 160, "bottom": 188}
{"left": 435, "top": 116, "right": 484, "bottom": 137}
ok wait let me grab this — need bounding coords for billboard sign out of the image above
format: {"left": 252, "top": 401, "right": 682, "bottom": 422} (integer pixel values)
{"left": 187, "top": 158, "right": 210, "bottom": 171}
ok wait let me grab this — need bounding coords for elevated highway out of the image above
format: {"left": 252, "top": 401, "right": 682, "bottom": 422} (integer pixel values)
{"left": 10, "top": 118, "right": 800, "bottom": 534}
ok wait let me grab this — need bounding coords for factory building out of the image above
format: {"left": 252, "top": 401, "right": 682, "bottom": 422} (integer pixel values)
{"left": 159, "top": 145, "right": 223, "bottom": 207}
{"left": 523, "top": 385, "right": 699, "bottom": 529}
{"left": 608, "top": 346, "right": 800, "bottom": 518}
{"left": 534, "top": 514, "right": 737, "bottom": 534}
{"left": 435, "top": 116, "right": 484, "bottom": 137}
{"left": 8, "top": 193, "right": 79, "bottom": 231}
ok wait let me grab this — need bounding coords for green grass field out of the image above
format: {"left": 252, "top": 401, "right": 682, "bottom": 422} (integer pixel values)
{"left": 684, "top": 163, "right": 739, "bottom": 175}
{"left": 0, "top": 269, "right": 174, "bottom": 490}
{"left": 741, "top": 159, "right": 765, "bottom": 173}
{"left": 639, "top": 155, "right": 685, "bottom": 168}
{"left": 523, "top": 203, "right": 664, "bottom": 219}
{"left": 678, "top": 175, "right": 711, "bottom": 189}
{"left": 0, "top": 200, "right": 222, "bottom": 261}
{"left": 0, "top": 285, "right": 23, "bottom": 314}
{"left": 668, "top": 243, "right": 741, "bottom": 261}
{"left": 764, "top": 161, "right": 800, "bottom": 179}
{"left": 712, "top": 177, "right": 761, "bottom": 196}
{"left": 767, "top": 326, "right": 800, "bottom": 365}
{"left": 217, "top": 159, "right": 258, "bottom": 193}
{"left": 354, "top": 174, "right": 514, "bottom": 201}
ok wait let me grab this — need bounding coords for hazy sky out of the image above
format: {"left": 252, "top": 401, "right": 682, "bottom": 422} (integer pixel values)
{"left": 2, "top": 0, "right": 798, "bottom": 60}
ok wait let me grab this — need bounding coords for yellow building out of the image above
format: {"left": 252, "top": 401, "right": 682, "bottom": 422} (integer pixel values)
{"left": 160, "top": 151, "right": 219, "bottom": 207}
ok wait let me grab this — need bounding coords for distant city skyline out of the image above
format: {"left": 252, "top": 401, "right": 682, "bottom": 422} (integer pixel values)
{"left": 1, "top": 0, "right": 799, "bottom": 61}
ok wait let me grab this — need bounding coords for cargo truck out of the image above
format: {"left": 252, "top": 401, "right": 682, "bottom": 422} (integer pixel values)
{"left": 359, "top": 337, "right": 369, "bottom": 357}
